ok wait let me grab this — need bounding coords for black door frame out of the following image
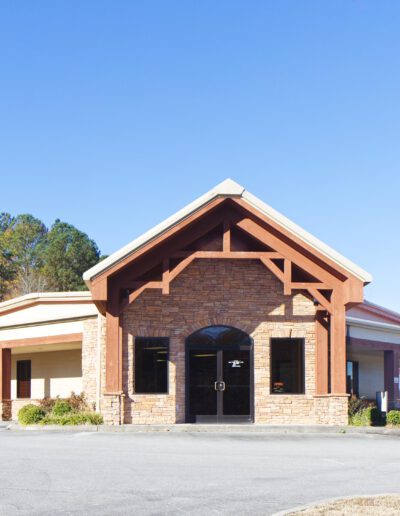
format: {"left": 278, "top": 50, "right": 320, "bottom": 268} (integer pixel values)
{"left": 185, "top": 327, "right": 254, "bottom": 423}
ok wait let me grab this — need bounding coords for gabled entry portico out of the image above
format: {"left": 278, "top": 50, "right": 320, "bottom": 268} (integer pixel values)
{"left": 82, "top": 179, "right": 372, "bottom": 425}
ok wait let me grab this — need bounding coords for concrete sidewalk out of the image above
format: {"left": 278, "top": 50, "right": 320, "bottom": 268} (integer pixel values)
{"left": 2, "top": 421, "right": 400, "bottom": 435}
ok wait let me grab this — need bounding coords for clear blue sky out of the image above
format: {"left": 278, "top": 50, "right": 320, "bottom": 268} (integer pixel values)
{"left": 1, "top": 1, "right": 399, "bottom": 311}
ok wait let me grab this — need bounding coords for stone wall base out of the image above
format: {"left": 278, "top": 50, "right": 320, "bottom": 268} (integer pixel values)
{"left": 0, "top": 400, "right": 11, "bottom": 421}
{"left": 100, "top": 394, "right": 348, "bottom": 426}
{"left": 314, "top": 395, "right": 349, "bottom": 425}
{"left": 101, "top": 394, "right": 124, "bottom": 425}
{"left": 1, "top": 395, "right": 348, "bottom": 425}
{"left": 256, "top": 395, "right": 349, "bottom": 425}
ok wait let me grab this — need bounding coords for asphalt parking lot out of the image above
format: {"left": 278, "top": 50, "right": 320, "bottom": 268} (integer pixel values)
{"left": 0, "top": 430, "right": 399, "bottom": 515}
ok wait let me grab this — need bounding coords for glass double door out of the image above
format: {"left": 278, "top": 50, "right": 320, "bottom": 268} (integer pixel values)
{"left": 187, "top": 345, "right": 253, "bottom": 423}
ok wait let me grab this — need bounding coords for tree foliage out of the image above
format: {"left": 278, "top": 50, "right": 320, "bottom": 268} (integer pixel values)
{"left": 4, "top": 214, "right": 47, "bottom": 296}
{"left": 0, "top": 213, "right": 15, "bottom": 299}
{"left": 42, "top": 220, "right": 100, "bottom": 291}
{"left": 0, "top": 212, "right": 102, "bottom": 300}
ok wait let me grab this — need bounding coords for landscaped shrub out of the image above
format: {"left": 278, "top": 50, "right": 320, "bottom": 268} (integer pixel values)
{"left": 65, "top": 392, "right": 89, "bottom": 412}
{"left": 387, "top": 410, "right": 400, "bottom": 426}
{"left": 39, "top": 396, "right": 56, "bottom": 414}
{"left": 41, "top": 412, "right": 103, "bottom": 426}
{"left": 52, "top": 399, "right": 72, "bottom": 416}
{"left": 348, "top": 396, "right": 369, "bottom": 417}
{"left": 21, "top": 392, "right": 102, "bottom": 426}
{"left": 348, "top": 396, "right": 377, "bottom": 416}
{"left": 18, "top": 404, "right": 45, "bottom": 425}
{"left": 350, "top": 406, "right": 383, "bottom": 426}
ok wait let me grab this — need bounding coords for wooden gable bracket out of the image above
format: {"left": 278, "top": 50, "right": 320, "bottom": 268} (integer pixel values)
{"left": 114, "top": 208, "right": 358, "bottom": 315}
{"left": 162, "top": 258, "right": 170, "bottom": 295}
{"left": 283, "top": 259, "right": 291, "bottom": 296}
{"left": 118, "top": 251, "right": 279, "bottom": 312}
{"left": 95, "top": 196, "right": 364, "bottom": 318}
{"left": 231, "top": 217, "right": 339, "bottom": 312}
{"left": 118, "top": 251, "right": 333, "bottom": 314}
{"left": 223, "top": 219, "right": 231, "bottom": 252}
{"left": 116, "top": 213, "right": 343, "bottom": 314}
{"left": 308, "top": 287, "right": 333, "bottom": 314}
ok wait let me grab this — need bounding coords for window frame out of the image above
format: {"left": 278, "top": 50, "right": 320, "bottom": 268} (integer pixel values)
{"left": 270, "top": 337, "right": 305, "bottom": 395}
{"left": 134, "top": 337, "right": 170, "bottom": 395}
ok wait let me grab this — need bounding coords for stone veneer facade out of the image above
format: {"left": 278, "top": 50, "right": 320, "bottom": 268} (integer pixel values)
{"left": 97, "top": 259, "right": 348, "bottom": 426}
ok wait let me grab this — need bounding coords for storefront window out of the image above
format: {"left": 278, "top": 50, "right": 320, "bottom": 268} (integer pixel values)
{"left": 135, "top": 338, "right": 169, "bottom": 393}
{"left": 270, "top": 338, "right": 304, "bottom": 394}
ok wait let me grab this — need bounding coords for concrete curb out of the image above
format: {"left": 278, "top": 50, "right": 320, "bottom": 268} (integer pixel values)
{"left": 2, "top": 422, "right": 400, "bottom": 435}
{"left": 271, "top": 492, "right": 400, "bottom": 515}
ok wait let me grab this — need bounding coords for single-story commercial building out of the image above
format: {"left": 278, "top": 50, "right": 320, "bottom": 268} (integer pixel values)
{"left": 1, "top": 179, "right": 399, "bottom": 425}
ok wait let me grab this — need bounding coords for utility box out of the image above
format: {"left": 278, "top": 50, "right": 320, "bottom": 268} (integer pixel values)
{"left": 376, "top": 391, "right": 388, "bottom": 413}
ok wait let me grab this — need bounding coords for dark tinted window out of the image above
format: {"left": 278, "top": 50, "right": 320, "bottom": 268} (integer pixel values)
{"left": 17, "top": 360, "right": 31, "bottom": 398}
{"left": 346, "top": 360, "right": 359, "bottom": 397}
{"left": 271, "top": 338, "right": 304, "bottom": 394}
{"left": 135, "top": 338, "right": 169, "bottom": 393}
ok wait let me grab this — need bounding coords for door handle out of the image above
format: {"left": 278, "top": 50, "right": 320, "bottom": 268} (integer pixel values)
{"left": 214, "top": 381, "right": 225, "bottom": 391}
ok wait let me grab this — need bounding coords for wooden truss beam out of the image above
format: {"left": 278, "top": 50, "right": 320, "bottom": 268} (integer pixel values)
{"left": 171, "top": 251, "right": 282, "bottom": 259}
{"left": 235, "top": 218, "right": 337, "bottom": 289}
{"left": 308, "top": 287, "right": 333, "bottom": 314}
{"left": 119, "top": 248, "right": 334, "bottom": 313}
{"left": 162, "top": 258, "right": 170, "bottom": 295}
{"left": 284, "top": 259, "right": 291, "bottom": 296}
{"left": 223, "top": 220, "right": 231, "bottom": 252}
{"left": 259, "top": 257, "right": 284, "bottom": 282}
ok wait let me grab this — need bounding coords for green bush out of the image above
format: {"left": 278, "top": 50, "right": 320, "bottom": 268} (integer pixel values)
{"left": 387, "top": 410, "right": 400, "bottom": 426}
{"left": 52, "top": 399, "right": 72, "bottom": 416}
{"left": 350, "top": 407, "right": 383, "bottom": 426}
{"left": 39, "top": 396, "right": 56, "bottom": 414}
{"left": 18, "top": 404, "right": 45, "bottom": 425}
{"left": 41, "top": 412, "right": 103, "bottom": 426}
{"left": 348, "top": 396, "right": 371, "bottom": 417}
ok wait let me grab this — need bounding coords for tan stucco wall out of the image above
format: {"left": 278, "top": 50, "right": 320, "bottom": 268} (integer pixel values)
{"left": 11, "top": 349, "right": 82, "bottom": 400}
